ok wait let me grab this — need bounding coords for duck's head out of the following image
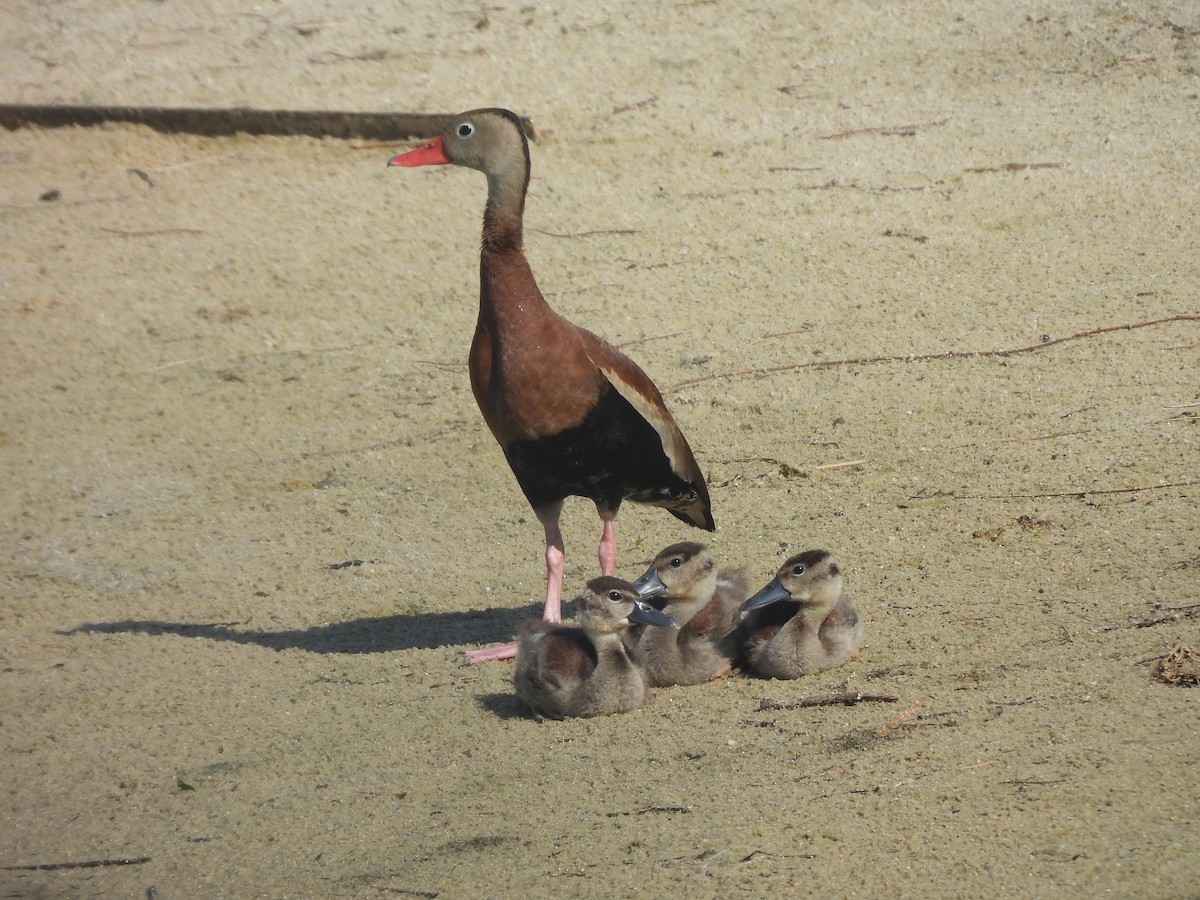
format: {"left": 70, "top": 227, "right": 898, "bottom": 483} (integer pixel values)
{"left": 578, "top": 576, "right": 679, "bottom": 639}
{"left": 742, "top": 550, "right": 843, "bottom": 614}
{"left": 633, "top": 542, "right": 717, "bottom": 604}
{"left": 388, "top": 108, "right": 530, "bottom": 212}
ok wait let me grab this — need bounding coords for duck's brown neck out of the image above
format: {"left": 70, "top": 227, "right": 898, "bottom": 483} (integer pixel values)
{"left": 475, "top": 149, "right": 556, "bottom": 333}
{"left": 481, "top": 204, "right": 523, "bottom": 255}
{"left": 479, "top": 144, "right": 529, "bottom": 254}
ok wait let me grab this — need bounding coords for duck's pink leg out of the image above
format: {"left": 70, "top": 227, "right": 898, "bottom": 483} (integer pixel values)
{"left": 464, "top": 506, "right": 565, "bottom": 664}
{"left": 463, "top": 643, "right": 518, "bottom": 663}
{"left": 540, "top": 514, "right": 566, "bottom": 622}
{"left": 598, "top": 517, "right": 617, "bottom": 577}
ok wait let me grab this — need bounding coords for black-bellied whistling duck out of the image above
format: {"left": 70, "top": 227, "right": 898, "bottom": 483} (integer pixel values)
{"left": 739, "top": 550, "right": 864, "bottom": 679}
{"left": 514, "top": 576, "right": 678, "bottom": 719}
{"left": 630, "top": 542, "right": 749, "bottom": 686}
{"left": 389, "top": 109, "right": 713, "bottom": 663}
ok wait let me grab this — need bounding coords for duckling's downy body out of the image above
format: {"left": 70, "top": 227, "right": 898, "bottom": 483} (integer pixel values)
{"left": 514, "top": 577, "right": 677, "bottom": 718}
{"left": 632, "top": 542, "right": 749, "bottom": 686}
{"left": 741, "top": 549, "right": 863, "bottom": 679}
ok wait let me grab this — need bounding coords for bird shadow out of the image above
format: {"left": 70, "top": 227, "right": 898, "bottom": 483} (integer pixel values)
{"left": 56, "top": 602, "right": 545, "bottom": 655}
{"left": 476, "top": 692, "right": 535, "bottom": 721}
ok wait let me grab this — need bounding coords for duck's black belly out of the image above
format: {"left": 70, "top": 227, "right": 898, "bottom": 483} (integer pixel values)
{"left": 502, "top": 385, "right": 698, "bottom": 518}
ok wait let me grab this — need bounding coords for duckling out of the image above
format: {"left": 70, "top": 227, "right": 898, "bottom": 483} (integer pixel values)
{"left": 631, "top": 542, "right": 750, "bottom": 686}
{"left": 740, "top": 549, "right": 863, "bottom": 679}
{"left": 514, "top": 577, "right": 678, "bottom": 719}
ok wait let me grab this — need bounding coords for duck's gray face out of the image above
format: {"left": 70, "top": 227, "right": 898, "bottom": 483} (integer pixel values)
{"left": 441, "top": 113, "right": 522, "bottom": 172}
{"left": 742, "top": 550, "right": 841, "bottom": 611}
{"left": 634, "top": 542, "right": 714, "bottom": 600}
{"left": 581, "top": 579, "right": 679, "bottom": 635}
{"left": 386, "top": 109, "right": 529, "bottom": 210}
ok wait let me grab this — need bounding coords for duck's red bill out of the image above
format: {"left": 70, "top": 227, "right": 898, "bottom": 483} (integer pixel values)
{"left": 388, "top": 136, "right": 451, "bottom": 167}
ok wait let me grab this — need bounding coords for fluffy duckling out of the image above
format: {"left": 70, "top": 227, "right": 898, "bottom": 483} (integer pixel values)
{"left": 631, "top": 542, "right": 750, "bottom": 686}
{"left": 740, "top": 549, "right": 863, "bottom": 679}
{"left": 514, "top": 577, "right": 678, "bottom": 719}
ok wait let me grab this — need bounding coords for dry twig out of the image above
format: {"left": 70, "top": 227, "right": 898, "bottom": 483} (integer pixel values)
{"left": 666, "top": 313, "right": 1200, "bottom": 392}
{"left": 820, "top": 117, "right": 950, "bottom": 140}
{"left": 875, "top": 695, "right": 928, "bottom": 735}
{"left": 760, "top": 691, "right": 899, "bottom": 710}
{"left": 0, "top": 857, "right": 151, "bottom": 871}
{"left": 810, "top": 459, "right": 866, "bottom": 471}
{"left": 612, "top": 97, "right": 658, "bottom": 115}
{"left": 535, "top": 228, "right": 639, "bottom": 238}
{"left": 965, "top": 162, "right": 1064, "bottom": 173}
{"left": 99, "top": 227, "right": 207, "bottom": 237}
{"left": 1132, "top": 604, "right": 1200, "bottom": 628}
{"left": 1083, "top": 604, "right": 1200, "bottom": 637}
{"left": 275, "top": 421, "right": 472, "bottom": 463}
{"left": 964, "top": 480, "right": 1195, "bottom": 501}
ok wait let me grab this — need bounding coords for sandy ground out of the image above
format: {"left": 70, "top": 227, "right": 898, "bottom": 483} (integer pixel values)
{"left": 2, "top": 1, "right": 1199, "bottom": 897}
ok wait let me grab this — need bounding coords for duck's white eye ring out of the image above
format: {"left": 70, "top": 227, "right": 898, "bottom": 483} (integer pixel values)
{"left": 457, "top": 122, "right": 475, "bottom": 138}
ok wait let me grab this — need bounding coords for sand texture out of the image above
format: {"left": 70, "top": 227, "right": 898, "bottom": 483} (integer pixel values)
{"left": 2, "top": 1, "right": 1198, "bottom": 896}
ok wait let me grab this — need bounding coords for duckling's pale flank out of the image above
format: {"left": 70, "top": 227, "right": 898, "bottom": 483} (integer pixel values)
{"left": 740, "top": 549, "right": 863, "bottom": 680}
{"left": 632, "top": 542, "right": 749, "bottom": 686}
{"left": 514, "top": 577, "right": 678, "bottom": 719}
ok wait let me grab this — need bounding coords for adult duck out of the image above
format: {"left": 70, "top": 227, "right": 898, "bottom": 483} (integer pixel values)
{"left": 514, "top": 576, "right": 678, "bottom": 719}
{"left": 740, "top": 550, "right": 863, "bottom": 679}
{"left": 389, "top": 109, "right": 713, "bottom": 662}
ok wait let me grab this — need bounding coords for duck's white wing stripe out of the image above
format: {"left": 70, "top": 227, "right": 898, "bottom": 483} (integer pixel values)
{"left": 593, "top": 362, "right": 683, "bottom": 474}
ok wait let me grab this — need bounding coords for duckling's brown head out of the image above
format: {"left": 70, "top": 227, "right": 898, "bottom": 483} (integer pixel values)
{"left": 742, "top": 549, "right": 844, "bottom": 614}
{"left": 579, "top": 577, "right": 679, "bottom": 638}
{"left": 633, "top": 542, "right": 717, "bottom": 602}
